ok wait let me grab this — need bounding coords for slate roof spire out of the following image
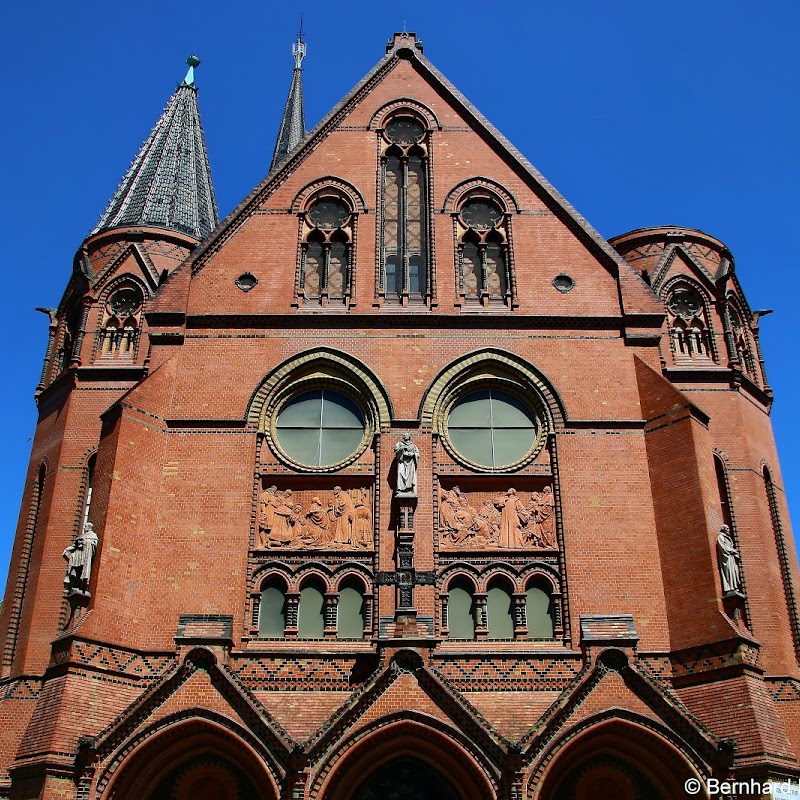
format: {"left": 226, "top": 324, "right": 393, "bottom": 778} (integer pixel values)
{"left": 270, "top": 21, "right": 307, "bottom": 171}
{"left": 93, "top": 55, "right": 219, "bottom": 241}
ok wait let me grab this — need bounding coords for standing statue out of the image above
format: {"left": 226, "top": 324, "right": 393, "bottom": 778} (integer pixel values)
{"left": 394, "top": 433, "right": 419, "bottom": 497}
{"left": 717, "top": 524, "right": 742, "bottom": 594}
{"left": 63, "top": 522, "right": 99, "bottom": 596}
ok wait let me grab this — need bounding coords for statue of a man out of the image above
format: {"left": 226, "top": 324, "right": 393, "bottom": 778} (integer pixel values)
{"left": 63, "top": 522, "right": 99, "bottom": 596}
{"left": 394, "top": 433, "right": 419, "bottom": 497}
{"left": 717, "top": 524, "right": 742, "bottom": 594}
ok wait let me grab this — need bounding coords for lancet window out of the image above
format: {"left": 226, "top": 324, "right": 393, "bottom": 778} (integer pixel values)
{"left": 456, "top": 195, "right": 511, "bottom": 306}
{"left": 379, "top": 115, "right": 430, "bottom": 304}
{"left": 99, "top": 283, "right": 144, "bottom": 358}
{"left": 665, "top": 284, "right": 714, "bottom": 362}
{"left": 299, "top": 194, "right": 354, "bottom": 306}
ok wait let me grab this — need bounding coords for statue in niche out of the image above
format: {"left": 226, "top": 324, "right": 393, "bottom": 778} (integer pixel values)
{"left": 439, "top": 485, "right": 557, "bottom": 550}
{"left": 717, "top": 524, "right": 742, "bottom": 594}
{"left": 394, "top": 433, "right": 419, "bottom": 497}
{"left": 63, "top": 522, "right": 99, "bottom": 596}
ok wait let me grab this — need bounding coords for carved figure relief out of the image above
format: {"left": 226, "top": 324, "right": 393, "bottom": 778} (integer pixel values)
{"left": 63, "top": 522, "right": 99, "bottom": 596}
{"left": 256, "top": 486, "right": 373, "bottom": 550}
{"left": 717, "top": 524, "right": 742, "bottom": 594}
{"left": 439, "top": 485, "right": 557, "bottom": 550}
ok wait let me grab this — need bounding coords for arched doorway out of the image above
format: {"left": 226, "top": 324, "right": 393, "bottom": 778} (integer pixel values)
{"left": 535, "top": 718, "right": 703, "bottom": 800}
{"left": 350, "top": 756, "right": 461, "bottom": 800}
{"left": 103, "top": 716, "right": 279, "bottom": 800}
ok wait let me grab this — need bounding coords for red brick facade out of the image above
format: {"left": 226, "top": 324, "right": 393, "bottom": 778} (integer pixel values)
{"left": 0, "top": 32, "right": 797, "bottom": 799}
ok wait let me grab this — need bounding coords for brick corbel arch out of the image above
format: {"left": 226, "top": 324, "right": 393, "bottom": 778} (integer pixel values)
{"left": 310, "top": 713, "right": 500, "bottom": 800}
{"left": 247, "top": 347, "right": 393, "bottom": 430}
{"left": 419, "top": 348, "right": 566, "bottom": 436}
{"left": 369, "top": 98, "right": 441, "bottom": 131}
{"left": 441, "top": 177, "right": 520, "bottom": 215}
{"left": 291, "top": 176, "right": 368, "bottom": 214}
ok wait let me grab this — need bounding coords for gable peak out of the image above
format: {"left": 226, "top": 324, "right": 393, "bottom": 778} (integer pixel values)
{"left": 386, "top": 31, "right": 424, "bottom": 55}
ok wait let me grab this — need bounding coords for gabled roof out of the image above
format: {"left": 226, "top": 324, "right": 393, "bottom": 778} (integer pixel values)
{"left": 92, "top": 57, "right": 219, "bottom": 241}
{"left": 185, "top": 33, "right": 661, "bottom": 318}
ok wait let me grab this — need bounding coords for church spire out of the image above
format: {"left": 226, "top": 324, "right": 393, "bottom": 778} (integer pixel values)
{"left": 93, "top": 56, "right": 219, "bottom": 241}
{"left": 270, "top": 22, "right": 307, "bottom": 171}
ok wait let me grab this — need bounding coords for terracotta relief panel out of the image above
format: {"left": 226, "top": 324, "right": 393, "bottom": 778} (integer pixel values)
{"left": 438, "top": 483, "right": 556, "bottom": 551}
{"left": 256, "top": 484, "right": 374, "bottom": 551}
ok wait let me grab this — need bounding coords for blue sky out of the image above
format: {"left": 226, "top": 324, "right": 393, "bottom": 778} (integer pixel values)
{"left": 0, "top": 0, "right": 797, "bottom": 576}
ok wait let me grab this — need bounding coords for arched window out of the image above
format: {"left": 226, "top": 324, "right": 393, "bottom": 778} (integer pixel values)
{"left": 714, "top": 455, "right": 733, "bottom": 530}
{"left": 665, "top": 285, "right": 713, "bottom": 363}
{"left": 258, "top": 578, "right": 287, "bottom": 638}
{"left": 298, "top": 578, "right": 325, "bottom": 638}
{"left": 299, "top": 195, "right": 353, "bottom": 306}
{"left": 446, "top": 577, "right": 477, "bottom": 640}
{"left": 99, "top": 283, "right": 143, "bottom": 359}
{"left": 486, "top": 577, "right": 514, "bottom": 639}
{"left": 380, "top": 116, "right": 430, "bottom": 305}
{"left": 456, "top": 195, "right": 510, "bottom": 306}
{"left": 526, "top": 578, "right": 555, "bottom": 639}
{"left": 337, "top": 577, "right": 366, "bottom": 639}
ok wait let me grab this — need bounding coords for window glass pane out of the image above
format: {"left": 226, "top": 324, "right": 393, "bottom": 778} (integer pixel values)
{"left": 492, "top": 429, "right": 536, "bottom": 467}
{"left": 276, "top": 392, "right": 322, "bottom": 427}
{"left": 320, "top": 429, "right": 365, "bottom": 465}
{"left": 276, "top": 390, "right": 365, "bottom": 467}
{"left": 385, "top": 257, "right": 400, "bottom": 295}
{"left": 259, "top": 586, "right": 286, "bottom": 637}
{"left": 448, "top": 586, "right": 475, "bottom": 639}
{"left": 328, "top": 243, "right": 346, "bottom": 298}
{"left": 485, "top": 244, "right": 506, "bottom": 296}
{"left": 447, "top": 390, "right": 491, "bottom": 426}
{"left": 298, "top": 585, "right": 324, "bottom": 638}
{"left": 275, "top": 428, "right": 322, "bottom": 465}
{"left": 447, "top": 390, "right": 537, "bottom": 468}
{"left": 320, "top": 393, "right": 363, "bottom": 428}
{"left": 491, "top": 394, "right": 535, "bottom": 428}
{"left": 337, "top": 585, "right": 365, "bottom": 639}
{"left": 448, "top": 429, "right": 494, "bottom": 467}
{"left": 487, "top": 587, "right": 514, "bottom": 639}
{"left": 462, "top": 243, "right": 479, "bottom": 296}
{"left": 409, "top": 257, "right": 425, "bottom": 295}
{"left": 526, "top": 586, "right": 554, "bottom": 638}
{"left": 304, "top": 243, "right": 323, "bottom": 297}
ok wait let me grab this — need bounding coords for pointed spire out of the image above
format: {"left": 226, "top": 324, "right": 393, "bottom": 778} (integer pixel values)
{"left": 270, "top": 21, "right": 307, "bottom": 171}
{"left": 93, "top": 56, "right": 219, "bottom": 241}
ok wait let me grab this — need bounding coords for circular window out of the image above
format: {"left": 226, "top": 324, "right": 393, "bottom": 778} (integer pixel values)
{"left": 109, "top": 287, "right": 142, "bottom": 316}
{"left": 668, "top": 290, "right": 702, "bottom": 318}
{"left": 553, "top": 274, "right": 575, "bottom": 293}
{"left": 446, "top": 389, "right": 539, "bottom": 469}
{"left": 385, "top": 117, "right": 424, "bottom": 145}
{"left": 274, "top": 389, "right": 366, "bottom": 468}
{"left": 460, "top": 197, "right": 503, "bottom": 230}
{"left": 307, "top": 198, "right": 350, "bottom": 229}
